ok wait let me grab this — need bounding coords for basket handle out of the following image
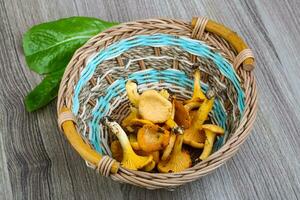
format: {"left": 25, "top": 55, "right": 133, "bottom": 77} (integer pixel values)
{"left": 191, "top": 17, "right": 255, "bottom": 71}
{"left": 58, "top": 107, "right": 119, "bottom": 175}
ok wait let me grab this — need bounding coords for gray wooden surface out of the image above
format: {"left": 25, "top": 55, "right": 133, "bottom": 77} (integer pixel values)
{"left": 1, "top": 0, "right": 300, "bottom": 199}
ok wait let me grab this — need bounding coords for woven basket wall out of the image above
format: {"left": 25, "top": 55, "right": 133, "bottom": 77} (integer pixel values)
{"left": 57, "top": 17, "right": 257, "bottom": 190}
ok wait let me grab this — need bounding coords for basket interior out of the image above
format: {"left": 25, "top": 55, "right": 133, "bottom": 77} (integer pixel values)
{"left": 71, "top": 34, "right": 245, "bottom": 161}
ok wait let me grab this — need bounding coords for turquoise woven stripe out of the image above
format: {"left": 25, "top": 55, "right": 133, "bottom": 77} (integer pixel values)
{"left": 88, "top": 69, "right": 227, "bottom": 153}
{"left": 72, "top": 34, "right": 245, "bottom": 115}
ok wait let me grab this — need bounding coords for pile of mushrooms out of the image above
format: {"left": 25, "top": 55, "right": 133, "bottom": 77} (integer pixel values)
{"left": 104, "top": 70, "right": 225, "bottom": 172}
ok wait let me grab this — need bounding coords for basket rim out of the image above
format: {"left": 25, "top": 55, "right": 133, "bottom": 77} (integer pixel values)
{"left": 56, "top": 16, "right": 257, "bottom": 189}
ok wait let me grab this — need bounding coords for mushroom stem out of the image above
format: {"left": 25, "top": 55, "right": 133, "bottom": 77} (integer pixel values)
{"left": 199, "top": 130, "right": 216, "bottom": 160}
{"left": 202, "top": 124, "right": 225, "bottom": 134}
{"left": 194, "top": 96, "right": 215, "bottom": 130}
{"left": 161, "top": 133, "right": 176, "bottom": 161}
{"left": 185, "top": 69, "right": 206, "bottom": 104}
{"left": 165, "top": 99, "right": 184, "bottom": 134}
{"left": 173, "top": 134, "right": 184, "bottom": 153}
{"left": 199, "top": 124, "right": 225, "bottom": 160}
{"left": 157, "top": 134, "right": 192, "bottom": 173}
{"left": 184, "top": 101, "right": 202, "bottom": 112}
{"left": 125, "top": 80, "right": 140, "bottom": 107}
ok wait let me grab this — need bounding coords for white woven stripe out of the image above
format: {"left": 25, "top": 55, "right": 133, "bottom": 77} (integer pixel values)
{"left": 124, "top": 55, "right": 195, "bottom": 69}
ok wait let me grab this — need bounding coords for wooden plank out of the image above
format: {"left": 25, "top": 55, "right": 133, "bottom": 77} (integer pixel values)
{"left": 0, "top": 5, "right": 13, "bottom": 200}
{"left": 0, "top": 131, "right": 13, "bottom": 200}
{"left": 0, "top": 0, "right": 299, "bottom": 199}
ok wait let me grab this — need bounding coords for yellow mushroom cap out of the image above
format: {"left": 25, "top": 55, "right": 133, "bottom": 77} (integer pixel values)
{"left": 137, "top": 124, "right": 170, "bottom": 152}
{"left": 138, "top": 90, "right": 173, "bottom": 123}
{"left": 202, "top": 124, "right": 224, "bottom": 134}
{"left": 183, "top": 128, "right": 205, "bottom": 148}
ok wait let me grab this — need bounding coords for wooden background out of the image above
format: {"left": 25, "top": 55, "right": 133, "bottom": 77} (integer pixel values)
{"left": 1, "top": 0, "right": 300, "bottom": 199}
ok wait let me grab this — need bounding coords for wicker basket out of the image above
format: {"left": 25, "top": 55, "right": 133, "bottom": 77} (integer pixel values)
{"left": 57, "top": 17, "right": 257, "bottom": 190}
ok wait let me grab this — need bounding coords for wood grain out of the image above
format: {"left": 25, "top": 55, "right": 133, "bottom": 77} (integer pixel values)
{"left": 0, "top": 0, "right": 300, "bottom": 199}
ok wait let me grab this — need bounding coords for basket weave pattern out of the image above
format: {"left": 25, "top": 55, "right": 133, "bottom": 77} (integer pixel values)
{"left": 57, "top": 17, "right": 257, "bottom": 189}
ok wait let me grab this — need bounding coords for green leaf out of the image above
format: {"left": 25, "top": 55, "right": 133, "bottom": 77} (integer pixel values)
{"left": 23, "top": 17, "right": 118, "bottom": 111}
{"left": 23, "top": 16, "right": 118, "bottom": 74}
{"left": 25, "top": 68, "right": 65, "bottom": 112}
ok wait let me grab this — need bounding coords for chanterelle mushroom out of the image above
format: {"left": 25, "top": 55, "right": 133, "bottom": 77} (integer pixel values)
{"left": 199, "top": 124, "right": 224, "bottom": 160}
{"left": 185, "top": 69, "right": 206, "bottom": 105}
{"left": 135, "top": 150, "right": 160, "bottom": 163}
{"left": 164, "top": 98, "right": 184, "bottom": 134}
{"left": 129, "top": 133, "right": 141, "bottom": 150}
{"left": 135, "top": 150, "right": 160, "bottom": 172}
{"left": 103, "top": 118, "right": 153, "bottom": 170}
{"left": 122, "top": 107, "right": 156, "bottom": 131}
{"left": 138, "top": 90, "right": 173, "bottom": 123}
{"left": 142, "top": 160, "right": 156, "bottom": 172}
{"left": 184, "top": 101, "right": 202, "bottom": 112}
{"left": 161, "top": 133, "right": 176, "bottom": 161}
{"left": 183, "top": 90, "right": 215, "bottom": 148}
{"left": 125, "top": 80, "right": 140, "bottom": 107}
{"left": 122, "top": 107, "right": 139, "bottom": 132}
{"left": 157, "top": 135, "right": 192, "bottom": 173}
{"left": 202, "top": 124, "right": 224, "bottom": 134}
{"left": 174, "top": 99, "right": 191, "bottom": 129}
{"left": 137, "top": 124, "right": 170, "bottom": 152}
